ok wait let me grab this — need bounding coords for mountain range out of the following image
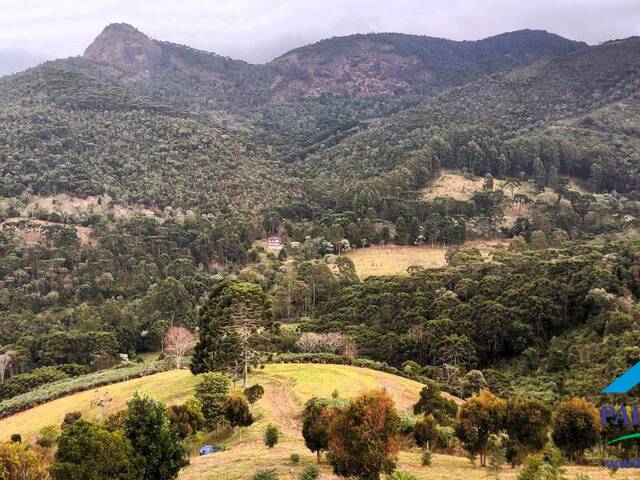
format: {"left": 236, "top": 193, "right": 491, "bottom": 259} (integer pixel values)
{"left": 1, "top": 23, "right": 639, "bottom": 214}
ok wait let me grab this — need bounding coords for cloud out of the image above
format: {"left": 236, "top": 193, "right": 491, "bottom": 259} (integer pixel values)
{"left": 0, "top": 0, "right": 638, "bottom": 65}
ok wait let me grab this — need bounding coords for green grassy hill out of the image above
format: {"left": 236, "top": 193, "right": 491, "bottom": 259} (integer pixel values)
{"left": 0, "top": 363, "right": 613, "bottom": 480}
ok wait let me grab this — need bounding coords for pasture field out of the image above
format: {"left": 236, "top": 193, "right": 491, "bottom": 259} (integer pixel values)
{"left": 346, "top": 245, "right": 447, "bottom": 278}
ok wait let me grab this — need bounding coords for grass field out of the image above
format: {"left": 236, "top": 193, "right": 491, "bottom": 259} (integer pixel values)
{"left": 0, "top": 363, "right": 614, "bottom": 479}
{"left": 346, "top": 245, "right": 447, "bottom": 278}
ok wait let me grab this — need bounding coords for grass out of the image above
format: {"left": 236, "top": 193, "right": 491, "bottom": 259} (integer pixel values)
{"left": 0, "top": 369, "right": 196, "bottom": 443}
{"left": 0, "top": 363, "right": 615, "bottom": 479}
{"left": 346, "top": 245, "right": 447, "bottom": 278}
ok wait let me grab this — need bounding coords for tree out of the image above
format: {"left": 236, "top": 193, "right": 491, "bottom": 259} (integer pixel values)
{"left": 455, "top": 390, "right": 506, "bottom": 467}
{"left": 328, "top": 389, "right": 400, "bottom": 480}
{"left": 143, "top": 277, "right": 190, "bottom": 352}
{"left": 0, "top": 349, "right": 17, "bottom": 382}
{"left": 504, "top": 396, "right": 551, "bottom": 466}
{"left": 395, "top": 217, "right": 409, "bottom": 245}
{"left": 0, "top": 442, "right": 48, "bottom": 479}
{"left": 551, "top": 397, "right": 600, "bottom": 462}
{"left": 225, "top": 391, "right": 254, "bottom": 427}
{"left": 50, "top": 419, "right": 138, "bottom": 480}
{"left": 244, "top": 384, "right": 265, "bottom": 405}
{"left": 164, "top": 326, "right": 195, "bottom": 369}
{"left": 190, "top": 281, "right": 272, "bottom": 387}
{"left": 413, "top": 381, "right": 458, "bottom": 425}
{"left": 302, "top": 397, "right": 338, "bottom": 463}
{"left": 484, "top": 173, "right": 494, "bottom": 191}
{"left": 122, "top": 393, "right": 188, "bottom": 480}
{"left": 168, "top": 399, "right": 205, "bottom": 439}
{"left": 414, "top": 414, "right": 438, "bottom": 451}
{"left": 460, "top": 370, "right": 487, "bottom": 399}
{"left": 227, "top": 282, "right": 273, "bottom": 388}
{"left": 194, "top": 372, "right": 231, "bottom": 429}
{"left": 264, "top": 423, "right": 279, "bottom": 448}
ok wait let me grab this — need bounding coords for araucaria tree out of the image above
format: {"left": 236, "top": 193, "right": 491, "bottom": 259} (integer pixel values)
{"left": 455, "top": 390, "right": 506, "bottom": 467}
{"left": 191, "top": 281, "right": 272, "bottom": 388}
{"left": 328, "top": 389, "right": 400, "bottom": 480}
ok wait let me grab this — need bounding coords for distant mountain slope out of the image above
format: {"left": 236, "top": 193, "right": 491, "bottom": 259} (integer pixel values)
{"left": 57, "top": 24, "right": 587, "bottom": 159}
{"left": 303, "top": 37, "right": 640, "bottom": 189}
{"left": 0, "top": 67, "right": 304, "bottom": 213}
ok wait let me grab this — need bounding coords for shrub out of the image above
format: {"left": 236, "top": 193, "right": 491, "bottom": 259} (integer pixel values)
{"left": 421, "top": 450, "right": 432, "bottom": 466}
{"left": 225, "top": 391, "right": 253, "bottom": 427}
{"left": 264, "top": 423, "right": 279, "bottom": 448}
{"left": 9, "top": 433, "right": 21, "bottom": 443}
{"left": 244, "top": 384, "right": 265, "bottom": 404}
{"left": 290, "top": 453, "right": 301, "bottom": 464}
{"left": 0, "top": 441, "right": 49, "bottom": 479}
{"left": 168, "top": 398, "right": 205, "bottom": 439}
{"left": 298, "top": 465, "right": 320, "bottom": 480}
{"left": 389, "top": 471, "right": 418, "bottom": 480}
{"left": 253, "top": 468, "right": 279, "bottom": 480}
{"left": 36, "top": 424, "right": 58, "bottom": 448}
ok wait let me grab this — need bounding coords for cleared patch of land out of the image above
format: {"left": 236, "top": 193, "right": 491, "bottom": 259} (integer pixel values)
{"left": 346, "top": 245, "right": 447, "bottom": 278}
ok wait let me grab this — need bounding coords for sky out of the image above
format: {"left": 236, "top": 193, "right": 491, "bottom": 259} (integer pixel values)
{"left": 0, "top": 0, "right": 639, "bottom": 74}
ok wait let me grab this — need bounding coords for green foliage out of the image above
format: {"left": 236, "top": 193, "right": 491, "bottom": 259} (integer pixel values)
{"left": 413, "top": 381, "right": 458, "bottom": 425}
{"left": 193, "top": 372, "right": 231, "bottom": 429}
{"left": 244, "top": 384, "right": 265, "bottom": 404}
{"left": 302, "top": 397, "right": 342, "bottom": 461}
{"left": 504, "top": 396, "right": 551, "bottom": 466}
{"left": 414, "top": 415, "right": 438, "bottom": 450}
{"left": 421, "top": 449, "right": 432, "bottom": 466}
{"left": 517, "top": 450, "right": 567, "bottom": 480}
{"left": 122, "top": 392, "right": 188, "bottom": 480}
{"left": 389, "top": 471, "right": 418, "bottom": 480}
{"left": 264, "top": 423, "right": 280, "bottom": 448}
{"left": 289, "top": 453, "right": 300, "bottom": 465}
{"left": 35, "top": 424, "right": 58, "bottom": 448}
{"left": 455, "top": 391, "right": 506, "bottom": 467}
{"left": 224, "top": 391, "right": 254, "bottom": 428}
{"left": 50, "top": 419, "right": 138, "bottom": 480}
{"left": 0, "top": 441, "right": 49, "bottom": 479}
{"left": 252, "top": 468, "right": 279, "bottom": 480}
{"left": 168, "top": 399, "right": 205, "bottom": 439}
{"left": 298, "top": 465, "right": 320, "bottom": 480}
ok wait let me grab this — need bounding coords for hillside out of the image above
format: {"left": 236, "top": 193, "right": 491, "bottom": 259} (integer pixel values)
{"left": 0, "top": 364, "right": 424, "bottom": 444}
{"left": 0, "top": 66, "right": 304, "bottom": 213}
{"left": 302, "top": 37, "right": 640, "bottom": 191}
{"left": 0, "top": 363, "right": 613, "bottom": 480}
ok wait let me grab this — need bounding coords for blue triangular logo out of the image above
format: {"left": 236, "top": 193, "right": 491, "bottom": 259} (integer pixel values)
{"left": 602, "top": 361, "right": 640, "bottom": 393}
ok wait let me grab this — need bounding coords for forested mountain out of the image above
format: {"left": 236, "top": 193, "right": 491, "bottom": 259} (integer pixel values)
{"left": 304, "top": 36, "right": 640, "bottom": 196}
{"left": 48, "top": 24, "right": 587, "bottom": 157}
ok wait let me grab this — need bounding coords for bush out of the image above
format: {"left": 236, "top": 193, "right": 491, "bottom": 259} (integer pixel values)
{"left": 389, "top": 471, "right": 418, "bottom": 480}
{"left": 253, "top": 468, "right": 279, "bottom": 480}
{"left": 36, "top": 424, "right": 59, "bottom": 448}
{"left": 264, "top": 423, "right": 279, "bottom": 448}
{"left": 9, "top": 433, "right": 21, "bottom": 443}
{"left": 290, "top": 453, "right": 301, "bottom": 464}
{"left": 194, "top": 372, "right": 231, "bottom": 429}
{"left": 298, "top": 465, "right": 320, "bottom": 480}
{"left": 421, "top": 450, "right": 432, "bottom": 466}
{"left": 244, "top": 384, "right": 265, "bottom": 404}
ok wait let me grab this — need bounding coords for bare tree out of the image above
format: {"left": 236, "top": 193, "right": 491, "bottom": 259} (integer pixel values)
{"left": 164, "top": 327, "right": 195, "bottom": 369}
{"left": 295, "top": 332, "right": 323, "bottom": 353}
{"left": 0, "top": 350, "right": 17, "bottom": 382}
{"left": 323, "top": 332, "right": 346, "bottom": 353}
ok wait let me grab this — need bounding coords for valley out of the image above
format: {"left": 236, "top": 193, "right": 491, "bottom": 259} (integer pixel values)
{"left": 1, "top": 15, "right": 640, "bottom": 480}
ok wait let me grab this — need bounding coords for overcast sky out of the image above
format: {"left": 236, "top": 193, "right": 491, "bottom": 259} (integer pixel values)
{"left": 1, "top": 0, "right": 639, "bottom": 74}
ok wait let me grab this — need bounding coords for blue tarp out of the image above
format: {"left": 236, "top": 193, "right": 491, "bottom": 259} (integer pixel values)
{"left": 199, "top": 444, "right": 224, "bottom": 455}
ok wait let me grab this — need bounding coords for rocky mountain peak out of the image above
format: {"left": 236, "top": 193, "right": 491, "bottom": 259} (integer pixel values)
{"left": 83, "top": 23, "right": 162, "bottom": 80}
